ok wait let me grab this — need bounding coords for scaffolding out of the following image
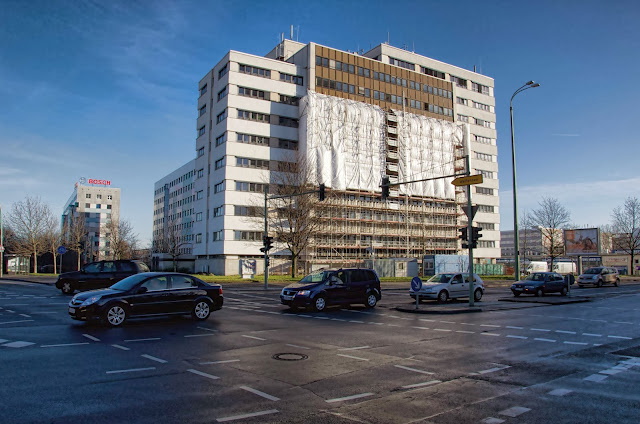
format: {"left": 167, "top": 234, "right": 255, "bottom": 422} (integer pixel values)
{"left": 299, "top": 92, "right": 467, "bottom": 268}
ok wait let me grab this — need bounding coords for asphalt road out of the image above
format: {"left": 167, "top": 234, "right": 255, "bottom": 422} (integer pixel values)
{"left": 1, "top": 279, "right": 639, "bottom": 423}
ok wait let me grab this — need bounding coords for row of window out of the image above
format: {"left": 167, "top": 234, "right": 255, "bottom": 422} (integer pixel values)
{"left": 475, "top": 152, "right": 494, "bottom": 162}
{"left": 85, "top": 194, "right": 113, "bottom": 200}
{"left": 84, "top": 203, "right": 112, "bottom": 209}
{"left": 475, "top": 187, "right": 494, "bottom": 195}
{"left": 236, "top": 157, "right": 269, "bottom": 169}
{"left": 457, "top": 115, "right": 495, "bottom": 128}
{"left": 389, "top": 57, "right": 415, "bottom": 70}
{"left": 474, "top": 135, "right": 493, "bottom": 145}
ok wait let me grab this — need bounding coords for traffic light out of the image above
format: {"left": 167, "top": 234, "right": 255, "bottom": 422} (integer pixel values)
{"left": 260, "top": 236, "right": 274, "bottom": 253}
{"left": 458, "top": 227, "right": 468, "bottom": 241}
{"left": 471, "top": 227, "right": 483, "bottom": 243}
{"left": 381, "top": 177, "right": 390, "bottom": 200}
{"left": 319, "top": 183, "right": 325, "bottom": 201}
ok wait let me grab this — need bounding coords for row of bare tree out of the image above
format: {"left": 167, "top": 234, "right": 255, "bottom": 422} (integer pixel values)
{"left": 3, "top": 196, "right": 139, "bottom": 274}
{"left": 520, "top": 196, "right": 640, "bottom": 274}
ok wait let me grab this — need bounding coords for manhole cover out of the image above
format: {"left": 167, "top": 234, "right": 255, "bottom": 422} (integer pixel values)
{"left": 272, "top": 353, "right": 308, "bottom": 361}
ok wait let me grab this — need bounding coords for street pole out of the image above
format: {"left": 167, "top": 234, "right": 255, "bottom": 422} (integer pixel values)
{"left": 263, "top": 185, "right": 269, "bottom": 290}
{"left": 0, "top": 205, "right": 3, "bottom": 279}
{"left": 465, "top": 127, "right": 475, "bottom": 307}
{"left": 510, "top": 81, "right": 540, "bottom": 283}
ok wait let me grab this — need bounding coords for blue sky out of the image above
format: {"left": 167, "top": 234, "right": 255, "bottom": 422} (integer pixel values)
{"left": 1, "top": 0, "right": 639, "bottom": 245}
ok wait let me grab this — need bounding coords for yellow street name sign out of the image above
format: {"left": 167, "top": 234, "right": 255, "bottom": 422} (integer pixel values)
{"left": 451, "top": 175, "right": 484, "bottom": 186}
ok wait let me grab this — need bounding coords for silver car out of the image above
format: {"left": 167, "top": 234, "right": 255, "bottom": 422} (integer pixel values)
{"left": 410, "top": 273, "right": 484, "bottom": 303}
{"left": 577, "top": 267, "right": 620, "bottom": 288}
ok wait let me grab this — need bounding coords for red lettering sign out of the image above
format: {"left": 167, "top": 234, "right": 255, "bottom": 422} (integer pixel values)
{"left": 88, "top": 179, "right": 111, "bottom": 186}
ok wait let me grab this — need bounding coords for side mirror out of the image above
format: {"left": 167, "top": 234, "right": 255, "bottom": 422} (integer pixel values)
{"left": 136, "top": 286, "right": 148, "bottom": 294}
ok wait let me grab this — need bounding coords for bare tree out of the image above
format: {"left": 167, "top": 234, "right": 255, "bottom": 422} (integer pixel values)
{"left": 532, "top": 197, "right": 571, "bottom": 269}
{"left": 267, "top": 156, "right": 323, "bottom": 278}
{"left": 7, "top": 196, "right": 51, "bottom": 274}
{"left": 155, "top": 223, "right": 190, "bottom": 271}
{"left": 42, "top": 215, "right": 61, "bottom": 274}
{"left": 610, "top": 197, "right": 640, "bottom": 275}
{"left": 519, "top": 210, "right": 536, "bottom": 270}
{"left": 63, "top": 215, "right": 87, "bottom": 270}
{"left": 103, "top": 218, "right": 138, "bottom": 260}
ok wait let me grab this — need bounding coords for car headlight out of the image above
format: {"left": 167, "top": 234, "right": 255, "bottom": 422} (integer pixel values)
{"left": 296, "top": 290, "right": 310, "bottom": 296}
{"left": 81, "top": 295, "right": 101, "bottom": 307}
{"left": 592, "top": 275, "right": 599, "bottom": 280}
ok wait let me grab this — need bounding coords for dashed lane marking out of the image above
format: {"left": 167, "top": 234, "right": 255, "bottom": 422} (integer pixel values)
{"left": 186, "top": 369, "right": 219, "bottom": 380}
{"left": 555, "top": 330, "right": 576, "bottom": 334}
{"left": 608, "top": 335, "right": 632, "bottom": 340}
{"left": 455, "top": 330, "right": 475, "bottom": 334}
{"left": 200, "top": 359, "right": 240, "bottom": 365}
{"left": 499, "top": 406, "right": 531, "bottom": 418}
{"left": 241, "top": 335, "right": 266, "bottom": 341}
{"left": 614, "top": 321, "right": 634, "bottom": 324}
{"left": 582, "top": 333, "right": 602, "bottom": 337}
{"left": 563, "top": 341, "right": 588, "bottom": 345}
{"left": 481, "top": 418, "right": 505, "bottom": 424}
{"left": 401, "top": 380, "right": 442, "bottom": 389}
{"left": 41, "top": 342, "right": 90, "bottom": 348}
{"left": 240, "top": 386, "right": 280, "bottom": 401}
{"left": 548, "top": 388, "right": 572, "bottom": 396}
{"left": 433, "top": 328, "right": 452, "bottom": 332}
{"left": 216, "top": 409, "right": 279, "bottom": 423}
{"left": 531, "top": 328, "right": 551, "bottom": 332}
{"left": 185, "top": 333, "right": 216, "bottom": 338}
{"left": 412, "top": 326, "right": 430, "bottom": 330}
{"left": 599, "top": 369, "right": 623, "bottom": 375}
{"left": 111, "top": 344, "right": 130, "bottom": 351}
{"left": 339, "top": 346, "right": 370, "bottom": 351}
{"left": 19, "top": 314, "right": 31, "bottom": 318}
{"left": 481, "top": 332, "right": 501, "bottom": 337}
{"left": 337, "top": 353, "right": 369, "bottom": 361}
{"left": 106, "top": 367, "right": 156, "bottom": 375}
{"left": 506, "top": 326, "right": 523, "bottom": 329}
{"left": 197, "top": 326, "right": 218, "bottom": 332}
{"left": 534, "top": 338, "right": 556, "bottom": 343}
{"left": 394, "top": 365, "right": 434, "bottom": 375}
{"left": 480, "top": 324, "right": 501, "bottom": 328}
{"left": 349, "top": 320, "right": 364, "bottom": 323}
{"left": 141, "top": 354, "right": 168, "bottom": 364}
{"left": 82, "top": 334, "right": 100, "bottom": 342}
{"left": 326, "top": 393, "right": 375, "bottom": 403}
{"left": 3, "top": 341, "right": 35, "bottom": 348}
{"left": 124, "top": 338, "right": 161, "bottom": 342}
{"left": 506, "top": 335, "right": 528, "bottom": 340}
{"left": 584, "top": 374, "right": 608, "bottom": 382}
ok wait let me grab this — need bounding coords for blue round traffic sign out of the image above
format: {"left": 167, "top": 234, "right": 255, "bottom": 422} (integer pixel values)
{"left": 57, "top": 246, "right": 67, "bottom": 255}
{"left": 411, "top": 276, "right": 423, "bottom": 291}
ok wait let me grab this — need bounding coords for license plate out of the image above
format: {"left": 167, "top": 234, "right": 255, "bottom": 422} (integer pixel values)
{"left": 282, "top": 295, "right": 293, "bottom": 301}
{"left": 68, "top": 307, "right": 76, "bottom": 314}
{"left": 513, "top": 288, "right": 522, "bottom": 291}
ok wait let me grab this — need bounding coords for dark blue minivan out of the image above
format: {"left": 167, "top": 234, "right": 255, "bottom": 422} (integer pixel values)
{"left": 280, "top": 268, "right": 381, "bottom": 312}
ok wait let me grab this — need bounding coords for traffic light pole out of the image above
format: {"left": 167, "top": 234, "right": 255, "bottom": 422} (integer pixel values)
{"left": 466, "top": 150, "right": 475, "bottom": 307}
{"left": 263, "top": 186, "right": 269, "bottom": 289}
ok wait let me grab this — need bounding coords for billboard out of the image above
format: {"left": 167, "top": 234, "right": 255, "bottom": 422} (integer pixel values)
{"left": 564, "top": 228, "right": 599, "bottom": 255}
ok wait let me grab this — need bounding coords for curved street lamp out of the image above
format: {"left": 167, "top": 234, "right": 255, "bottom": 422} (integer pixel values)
{"left": 511, "top": 81, "right": 540, "bottom": 281}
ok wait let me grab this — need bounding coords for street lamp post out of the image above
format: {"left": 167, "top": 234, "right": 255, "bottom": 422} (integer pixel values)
{"left": 511, "top": 81, "right": 540, "bottom": 282}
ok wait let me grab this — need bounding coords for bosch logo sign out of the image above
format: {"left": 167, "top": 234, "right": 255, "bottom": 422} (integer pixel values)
{"left": 88, "top": 179, "right": 111, "bottom": 186}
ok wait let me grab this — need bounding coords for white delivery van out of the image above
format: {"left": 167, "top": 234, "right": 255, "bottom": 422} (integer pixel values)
{"left": 553, "top": 262, "right": 576, "bottom": 275}
{"left": 525, "top": 261, "right": 548, "bottom": 274}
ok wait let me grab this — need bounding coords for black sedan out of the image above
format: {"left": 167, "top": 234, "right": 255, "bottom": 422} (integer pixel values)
{"left": 511, "top": 272, "right": 569, "bottom": 297}
{"left": 68, "top": 272, "right": 223, "bottom": 327}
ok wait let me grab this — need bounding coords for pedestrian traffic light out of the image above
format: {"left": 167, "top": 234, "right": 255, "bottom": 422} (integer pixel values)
{"left": 319, "top": 183, "right": 325, "bottom": 201}
{"left": 458, "top": 227, "right": 468, "bottom": 241}
{"left": 260, "top": 236, "right": 274, "bottom": 253}
{"left": 381, "top": 177, "right": 390, "bottom": 200}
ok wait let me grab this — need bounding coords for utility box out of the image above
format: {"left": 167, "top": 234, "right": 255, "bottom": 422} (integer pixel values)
{"left": 422, "top": 255, "right": 469, "bottom": 276}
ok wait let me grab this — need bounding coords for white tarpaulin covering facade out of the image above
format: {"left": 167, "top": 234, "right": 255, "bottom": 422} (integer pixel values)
{"left": 299, "top": 91, "right": 462, "bottom": 200}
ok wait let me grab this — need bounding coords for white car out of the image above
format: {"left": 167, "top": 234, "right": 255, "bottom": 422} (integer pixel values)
{"left": 410, "top": 273, "right": 484, "bottom": 303}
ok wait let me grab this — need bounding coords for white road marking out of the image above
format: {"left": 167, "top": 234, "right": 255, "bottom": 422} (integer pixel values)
{"left": 124, "top": 338, "right": 161, "bottom": 342}
{"left": 481, "top": 332, "right": 501, "bottom": 337}
{"left": 34, "top": 311, "right": 57, "bottom": 314}
{"left": 555, "top": 330, "right": 576, "bottom": 334}
{"left": 433, "top": 328, "right": 452, "bottom": 332}
{"left": 412, "top": 326, "right": 430, "bottom": 330}
{"left": 184, "top": 333, "right": 216, "bottom": 338}
{"left": 349, "top": 320, "right": 364, "bottom": 323}
{"left": 600, "top": 369, "right": 623, "bottom": 375}
{"left": 216, "top": 409, "right": 278, "bottom": 422}
{"left": 286, "top": 343, "right": 310, "bottom": 350}
{"left": 455, "top": 330, "right": 475, "bottom": 334}
{"left": 314, "top": 317, "right": 330, "bottom": 320}
{"left": 531, "top": 328, "right": 551, "bottom": 332}
{"left": 0, "top": 320, "right": 34, "bottom": 325}
{"left": 614, "top": 321, "right": 634, "bottom": 324}
{"left": 199, "top": 359, "right": 240, "bottom": 365}
{"left": 478, "top": 366, "right": 511, "bottom": 374}
{"left": 2, "top": 304, "right": 27, "bottom": 306}
{"left": 394, "top": 365, "right": 434, "bottom": 375}
{"left": 534, "top": 338, "right": 556, "bottom": 343}
{"left": 481, "top": 418, "right": 505, "bottom": 424}
{"left": 5, "top": 310, "right": 14, "bottom": 313}
{"left": 111, "top": 344, "right": 130, "bottom": 351}
{"left": 584, "top": 374, "right": 608, "bottom": 382}
{"left": 41, "top": 342, "right": 90, "bottom": 348}
{"left": 499, "top": 406, "right": 531, "bottom": 417}
{"left": 460, "top": 322, "right": 475, "bottom": 326}
{"left": 369, "top": 322, "right": 384, "bottom": 325}
{"left": 480, "top": 324, "right": 500, "bottom": 328}
{"left": 401, "top": 380, "right": 442, "bottom": 389}
{"left": 337, "top": 353, "right": 369, "bottom": 361}
{"left": 440, "top": 320, "right": 456, "bottom": 324}
{"left": 339, "top": 346, "right": 370, "bottom": 351}
{"left": 240, "top": 386, "right": 280, "bottom": 401}
{"left": 141, "top": 354, "right": 168, "bottom": 364}
{"left": 331, "top": 318, "right": 347, "bottom": 322}
{"left": 506, "top": 335, "right": 528, "bottom": 340}
{"left": 582, "top": 333, "right": 602, "bottom": 337}
{"left": 82, "top": 334, "right": 100, "bottom": 342}
{"left": 3, "top": 341, "right": 35, "bottom": 348}
{"left": 0, "top": 339, "right": 7, "bottom": 343}
{"left": 19, "top": 314, "right": 31, "bottom": 318}
{"left": 297, "top": 314, "right": 312, "bottom": 318}
{"left": 506, "top": 326, "right": 523, "bottom": 329}
{"left": 106, "top": 367, "right": 156, "bottom": 375}
{"left": 564, "top": 341, "right": 588, "bottom": 345}
{"left": 326, "top": 392, "right": 375, "bottom": 403}
{"left": 420, "top": 319, "right": 435, "bottom": 322}
{"left": 608, "top": 335, "right": 632, "bottom": 340}
{"left": 548, "top": 388, "right": 572, "bottom": 396}
{"left": 186, "top": 369, "right": 219, "bottom": 380}
{"left": 241, "top": 335, "right": 266, "bottom": 341}
{"left": 197, "top": 326, "right": 218, "bottom": 332}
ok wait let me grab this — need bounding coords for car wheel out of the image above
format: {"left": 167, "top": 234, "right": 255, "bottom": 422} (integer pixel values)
{"left": 314, "top": 296, "right": 326, "bottom": 312}
{"left": 596, "top": 279, "right": 602, "bottom": 288}
{"left": 437, "top": 290, "right": 448, "bottom": 303}
{"left": 61, "top": 281, "right": 75, "bottom": 295}
{"left": 192, "top": 300, "right": 211, "bottom": 320}
{"left": 104, "top": 304, "right": 127, "bottom": 327}
{"left": 513, "top": 292, "right": 521, "bottom": 297}
{"left": 474, "top": 289, "right": 483, "bottom": 302}
{"left": 614, "top": 278, "right": 620, "bottom": 287}
{"left": 365, "top": 293, "right": 377, "bottom": 308}
{"left": 560, "top": 286, "right": 568, "bottom": 296}
{"left": 535, "top": 288, "right": 543, "bottom": 297}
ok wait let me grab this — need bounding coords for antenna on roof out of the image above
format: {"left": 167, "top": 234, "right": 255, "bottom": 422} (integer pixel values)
{"left": 290, "top": 25, "right": 293, "bottom": 40}
{"left": 296, "top": 25, "right": 300, "bottom": 41}
{"left": 387, "top": 31, "right": 390, "bottom": 45}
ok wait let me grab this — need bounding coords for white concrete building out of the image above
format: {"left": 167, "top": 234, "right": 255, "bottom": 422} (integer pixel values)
{"left": 157, "top": 39, "right": 500, "bottom": 275}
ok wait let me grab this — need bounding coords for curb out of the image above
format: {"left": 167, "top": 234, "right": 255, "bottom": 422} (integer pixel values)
{"left": 0, "top": 277, "right": 56, "bottom": 286}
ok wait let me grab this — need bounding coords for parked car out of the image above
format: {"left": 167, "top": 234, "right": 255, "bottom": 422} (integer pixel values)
{"left": 68, "top": 272, "right": 223, "bottom": 327}
{"left": 577, "top": 267, "right": 620, "bottom": 288}
{"left": 511, "top": 272, "right": 568, "bottom": 297}
{"left": 280, "top": 268, "right": 381, "bottom": 312}
{"left": 38, "top": 264, "right": 56, "bottom": 273}
{"left": 55, "top": 260, "right": 150, "bottom": 295}
{"left": 410, "top": 273, "right": 484, "bottom": 303}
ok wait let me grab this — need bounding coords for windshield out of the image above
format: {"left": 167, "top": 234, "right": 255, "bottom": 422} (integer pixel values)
{"left": 525, "top": 273, "right": 546, "bottom": 281}
{"left": 298, "top": 271, "right": 329, "bottom": 284}
{"left": 427, "top": 274, "right": 454, "bottom": 283}
{"left": 110, "top": 274, "right": 150, "bottom": 291}
{"left": 584, "top": 268, "right": 603, "bottom": 274}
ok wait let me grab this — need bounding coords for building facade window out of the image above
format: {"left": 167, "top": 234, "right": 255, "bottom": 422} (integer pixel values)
{"left": 196, "top": 212, "right": 202, "bottom": 222}
{"left": 86, "top": 194, "right": 91, "bottom": 199}
{"left": 477, "top": 222, "right": 495, "bottom": 230}
{"left": 196, "top": 190, "right": 203, "bottom": 200}
{"left": 279, "top": 72, "right": 303, "bottom": 85}
{"left": 215, "top": 133, "right": 227, "bottom": 146}
{"left": 238, "top": 86, "right": 267, "bottom": 100}
{"left": 214, "top": 181, "right": 225, "bottom": 193}
{"left": 476, "top": 187, "right": 494, "bottom": 195}
{"left": 235, "top": 181, "right": 267, "bottom": 193}
{"left": 197, "top": 169, "right": 204, "bottom": 178}
{"left": 279, "top": 94, "right": 299, "bottom": 106}
{"left": 198, "top": 126, "right": 206, "bottom": 137}
{"left": 389, "top": 57, "right": 415, "bottom": 70}
{"left": 478, "top": 205, "right": 495, "bottom": 213}
{"left": 450, "top": 75, "right": 468, "bottom": 88}
{"left": 216, "top": 109, "right": 227, "bottom": 124}
{"left": 278, "top": 138, "right": 298, "bottom": 150}
{"left": 195, "top": 233, "right": 202, "bottom": 243}
{"left": 457, "top": 114, "right": 470, "bottom": 123}
{"left": 420, "top": 66, "right": 445, "bottom": 79}
{"left": 214, "top": 157, "right": 225, "bottom": 170}
{"left": 237, "top": 109, "right": 269, "bottom": 123}
{"left": 477, "top": 240, "right": 495, "bottom": 248}
{"left": 236, "top": 157, "right": 269, "bottom": 169}
{"left": 199, "top": 84, "right": 207, "bottom": 97}
{"left": 474, "top": 135, "right": 493, "bottom": 145}
{"left": 475, "top": 152, "right": 494, "bottom": 162}
{"left": 234, "top": 205, "right": 262, "bottom": 216}
{"left": 199, "top": 104, "right": 207, "bottom": 116}
{"left": 278, "top": 116, "right": 298, "bottom": 128}
{"left": 197, "top": 147, "right": 205, "bottom": 157}
{"left": 477, "top": 170, "right": 494, "bottom": 179}
{"left": 472, "top": 82, "right": 491, "bottom": 95}
{"left": 474, "top": 118, "right": 494, "bottom": 128}
{"left": 233, "top": 231, "right": 262, "bottom": 241}
{"left": 237, "top": 133, "right": 269, "bottom": 145}
{"left": 218, "top": 63, "right": 228, "bottom": 79}
{"left": 473, "top": 101, "right": 491, "bottom": 111}
{"left": 239, "top": 64, "right": 270, "bottom": 78}
{"left": 217, "top": 86, "right": 228, "bottom": 101}
{"left": 213, "top": 206, "right": 224, "bottom": 217}
{"left": 456, "top": 97, "right": 468, "bottom": 106}
{"left": 212, "top": 230, "right": 223, "bottom": 241}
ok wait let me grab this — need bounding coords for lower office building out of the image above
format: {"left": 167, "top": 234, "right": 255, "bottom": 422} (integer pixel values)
{"left": 154, "top": 38, "right": 500, "bottom": 275}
